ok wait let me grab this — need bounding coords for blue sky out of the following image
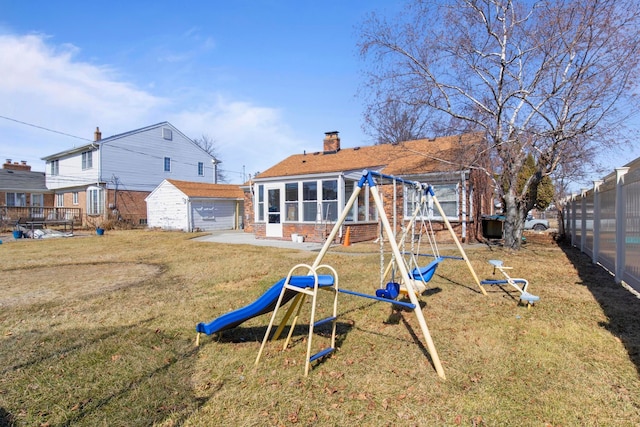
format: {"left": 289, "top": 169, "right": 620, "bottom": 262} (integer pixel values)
{"left": 0, "top": 1, "right": 402, "bottom": 182}
{"left": 1, "top": 1, "right": 638, "bottom": 187}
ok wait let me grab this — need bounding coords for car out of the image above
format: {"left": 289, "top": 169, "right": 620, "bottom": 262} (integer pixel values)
{"left": 524, "top": 215, "right": 549, "bottom": 231}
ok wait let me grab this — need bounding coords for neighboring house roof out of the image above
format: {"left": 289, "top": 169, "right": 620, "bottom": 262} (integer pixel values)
{"left": 0, "top": 169, "right": 49, "bottom": 192}
{"left": 41, "top": 121, "right": 215, "bottom": 161}
{"left": 166, "top": 179, "right": 244, "bottom": 199}
{"left": 255, "top": 133, "right": 485, "bottom": 179}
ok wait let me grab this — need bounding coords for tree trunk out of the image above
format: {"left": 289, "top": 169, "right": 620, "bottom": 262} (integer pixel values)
{"left": 503, "top": 191, "right": 525, "bottom": 250}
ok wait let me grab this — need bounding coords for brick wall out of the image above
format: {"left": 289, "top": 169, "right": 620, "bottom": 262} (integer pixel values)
{"left": 243, "top": 189, "right": 254, "bottom": 232}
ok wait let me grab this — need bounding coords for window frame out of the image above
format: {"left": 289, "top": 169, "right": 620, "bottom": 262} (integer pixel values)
{"left": 50, "top": 159, "right": 59, "bottom": 176}
{"left": 404, "top": 182, "right": 460, "bottom": 221}
{"left": 81, "top": 150, "right": 93, "bottom": 170}
{"left": 164, "top": 157, "right": 171, "bottom": 172}
{"left": 284, "top": 182, "right": 299, "bottom": 222}
{"left": 197, "top": 162, "right": 204, "bottom": 176}
{"left": 6, "top": 192, "right": 26, "bottom": 207}
{"left": 87, "top": 186, "right": 104, "bottom": 216}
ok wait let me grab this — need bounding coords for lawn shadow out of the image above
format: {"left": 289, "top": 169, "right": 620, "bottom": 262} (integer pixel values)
{"left": 0, "top": 407, "right": 15, "bottom": 427}
{"left": 559, "top": 241, "right": 640, "bottom": 375}
{"left": 209, "top": 321, "right": 354, "bottom": 346}
{"left": 2, "top": 321, "right": 213, "bottom": 427}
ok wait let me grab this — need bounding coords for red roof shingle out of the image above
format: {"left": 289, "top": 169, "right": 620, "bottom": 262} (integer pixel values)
{"left": 166, "top": 179, "right": 243, "bottom": 199}
{"left": 256, "top": 133, "right": 485, "bottom": 179}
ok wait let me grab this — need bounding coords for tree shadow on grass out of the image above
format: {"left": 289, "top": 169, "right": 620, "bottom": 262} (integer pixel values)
{"left": 559, "top": 241, "right": 640, "bottom": 375}
{"left": 0, "top": 407, "right": 15, "bottom": 427}
{"left": 1, "top": 321, "right": 215, "bottom": 427}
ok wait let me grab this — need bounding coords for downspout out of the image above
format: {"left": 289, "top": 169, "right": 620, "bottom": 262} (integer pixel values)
{"left": 186, "top": 198, "right": 193, "bottom": 232}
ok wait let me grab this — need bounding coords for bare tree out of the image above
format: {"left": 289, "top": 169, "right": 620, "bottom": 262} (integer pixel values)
{"left": 359, "top": 0, "right": 640, "bottom": 248}
{"left": 193, "top": 134, "right": 227, "bottom": 183}
{"left": 363, "top": 98, "right": 432, "bottom": 144}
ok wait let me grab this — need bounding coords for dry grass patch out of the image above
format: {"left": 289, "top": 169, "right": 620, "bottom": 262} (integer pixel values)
{"left": 0, "top": 231, "right": 639, "bottom": 426}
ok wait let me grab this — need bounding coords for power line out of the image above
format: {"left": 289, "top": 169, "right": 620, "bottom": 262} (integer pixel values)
{"left": 0, "top": 114, "right": 92, "bottom": 142}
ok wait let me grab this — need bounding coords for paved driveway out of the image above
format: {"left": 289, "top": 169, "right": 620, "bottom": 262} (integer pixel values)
{"left": 193, "top": 231, "right": 324, "bottom": 251}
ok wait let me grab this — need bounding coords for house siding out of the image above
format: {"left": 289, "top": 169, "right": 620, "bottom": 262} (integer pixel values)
{"left": 46, "top": 149, "right": 100, "bottom": 190}
{"left": 146, "top": 182, "right": 189, "bottom": 231}
{"left": 100, "top": 124, "right": 214, "bottom": 192}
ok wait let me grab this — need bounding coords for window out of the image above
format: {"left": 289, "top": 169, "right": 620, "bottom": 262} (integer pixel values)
{"left": 56, "top": 193, "right": 64, "bottom": 207}
{"left": 162, "top": 128, "right": 173, "bottom": 140}
{"left": 164, "top": 157, "right": 171, "bottom": 172}
{"left": 87, "top": 186, "right": 104, "bottom": 215}
{"left": 343, "top": 180, "right": 376, "bottom": 223}
{"left": 50, "top": 160, "right": 59, "bottom": 176}
{"left": 81, "top": 151, "right": 93, "bottom": 169}
{"left": 405, "top": 188, "right": 424, "bottom": 219}
{"left": 302, "top": 181, "right": 317, "bottom": 222}
{"left": 6, "top": 192, "right": 26, "bottom": 207}
{"left": 198, "top": 162, "right": 204, "bottom": 176}
{"left": 72, "top": 192, "right": 79, "bottom": 205}
{"left": 432, "top": 184, "right": 459, "bottom": 219}
{"left": 322, "top": 180, "right": 338, "bottom": 221}
{"left": 405, "top": 183, "right": 459, "bottom": 220}
{"left": 285, "top": 183, "right": 298, "bottom": 221}
{"left": 257, "top": 185, "right": 264, "bottom": 222}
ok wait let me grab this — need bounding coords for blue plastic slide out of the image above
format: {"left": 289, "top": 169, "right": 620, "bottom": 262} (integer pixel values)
{"left": 196, "top": 275, "right": 334, "bottom": 335}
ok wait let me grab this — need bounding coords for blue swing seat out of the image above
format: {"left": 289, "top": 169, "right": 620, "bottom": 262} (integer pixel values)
{"left": 410, "top": 257, "right": 444, "bottom": 282}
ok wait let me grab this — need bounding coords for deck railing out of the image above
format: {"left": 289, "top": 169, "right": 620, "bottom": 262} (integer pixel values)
{"left": 0, "top": 206, "right": 82, "bottom": 228}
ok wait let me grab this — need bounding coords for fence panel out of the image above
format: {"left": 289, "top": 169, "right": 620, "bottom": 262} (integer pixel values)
{"left": 624, "top": 175, "right": 640, "bottom": 291}
{"left": 598, "top": 184, "right": 617, "bottom": 273}
{"left": 584, "top": 191, "right": 594, "bottom": 257}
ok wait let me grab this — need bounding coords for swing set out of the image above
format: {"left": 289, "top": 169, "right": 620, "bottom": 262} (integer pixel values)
{"left": 253, "top": 170, "right": 485, "bottom": 379}
{"left": 196, "top": 170, "right": 542, "bottom": 378}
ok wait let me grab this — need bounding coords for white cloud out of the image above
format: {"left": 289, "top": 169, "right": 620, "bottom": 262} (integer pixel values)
{"left": 0, "top": 32, "right": 303, "bottom": 178}
{"left": 171, "top": 95, "right": 306, "bottom": 180}
{"left": 0, "top": 34, "right": 165, "bottom": 127}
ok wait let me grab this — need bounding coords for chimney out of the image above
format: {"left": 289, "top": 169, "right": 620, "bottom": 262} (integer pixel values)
{"left": 323, "top": 131, "right": 340, "bottom": 154}
{"left": 3, "top": 159, "right": 31, "bottom": 171}
{"left": 94, "top": 127, "right": 102, "bottom": 141}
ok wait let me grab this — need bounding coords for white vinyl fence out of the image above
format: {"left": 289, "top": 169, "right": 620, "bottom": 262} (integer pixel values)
{"left": 564, "top": 161, "right": 640, "bottom": 292}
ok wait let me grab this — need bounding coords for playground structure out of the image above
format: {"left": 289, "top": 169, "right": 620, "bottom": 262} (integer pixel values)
{"left": 197, "top": 170, "right": 486, "bottom": 379}
{"left": 481, "top": 259, "right": 540, "bottom": 307}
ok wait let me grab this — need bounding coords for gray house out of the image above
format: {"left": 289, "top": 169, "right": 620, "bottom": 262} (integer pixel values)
{"left": 1, "top": 160, "right": 54, "bottom": 227}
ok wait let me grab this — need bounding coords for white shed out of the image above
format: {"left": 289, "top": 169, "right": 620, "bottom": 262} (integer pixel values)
{"left": 146, "top": 179, "right": 244, "bottom": 231}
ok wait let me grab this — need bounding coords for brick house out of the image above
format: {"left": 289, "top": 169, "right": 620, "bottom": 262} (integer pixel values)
{"left": 0, "top": 160, "right": 58, "bottom": 228}
{"left": 243, "top": 131, "right": 494, "bottom": 244}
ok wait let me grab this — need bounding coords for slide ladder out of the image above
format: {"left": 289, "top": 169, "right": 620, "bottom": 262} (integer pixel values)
{"left": 255, "top": 263, "right": 339, "bottom": 376}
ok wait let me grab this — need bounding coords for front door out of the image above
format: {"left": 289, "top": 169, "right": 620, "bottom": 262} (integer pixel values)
{"left": 265, "top": 186, "right": 283, "bottom": 238}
